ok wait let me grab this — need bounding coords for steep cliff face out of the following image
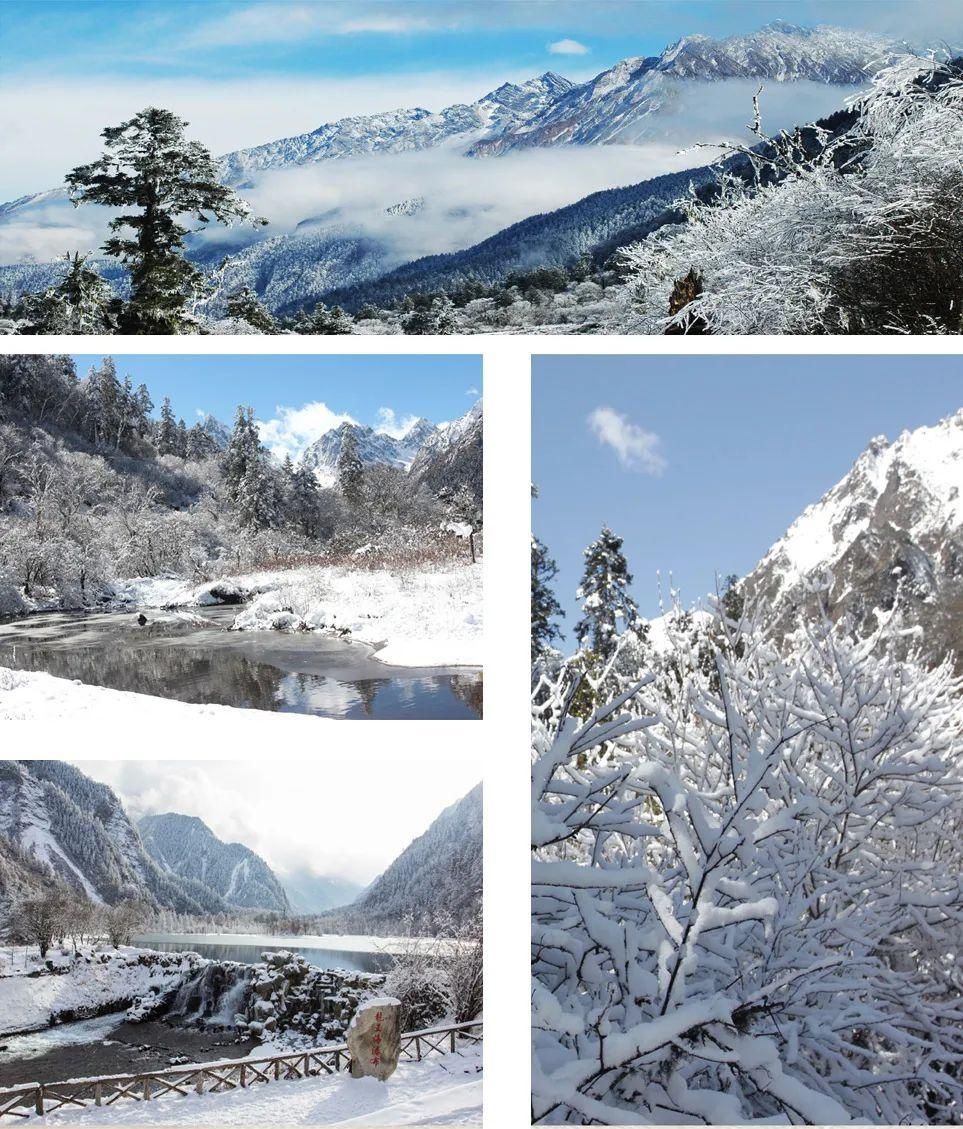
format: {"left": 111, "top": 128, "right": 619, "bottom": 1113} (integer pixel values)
{"left": 744, "top": 409, "right": 963, "bottom": 669}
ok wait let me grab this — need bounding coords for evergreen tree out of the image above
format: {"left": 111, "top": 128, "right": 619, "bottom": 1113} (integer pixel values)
{"left": 18, "top": 254, "right": 116, "bottom": 335}
{"left": 65, "top": 107, "right": 259, "bottom": 334}
{"left": 336, "top": 428, "right": 364, "bottom": 507}
{"left": 574, "top": 526, "right": 639, "bottom": 660}
{"left": 402, "top": 296, "right": 455, "bottom": 335}
{"left": 175, "top": 418, "right": 189, "bottom": 458}
{"left": 299, "top": 302, "right": 353, "bottom": 335}
{"left": 157, "top": 397, "right": 178, "bottom": 455}
{"left": 226, "top": 287, "right": 277, "bottom": 333}
{"left": 224, "top": 405, "right": 260, "bottom": 502}
{"left": 532, "top": 535, "right": 565, "bottom": 663}
{"left": 290, "top": 462, "right": 322, "bottom": 538}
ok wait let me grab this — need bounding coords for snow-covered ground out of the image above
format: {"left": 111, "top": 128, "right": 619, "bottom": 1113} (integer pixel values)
{"left": 28, "top": 1047, "right": 482, "bottom": 1125}
{"left": 112, "top": 561, "right": 482, "bottom": 668}
{"left": 0, "top": 946, "right": 200, "bottom": 1038}
{"left": 0, "top": 667, "right": 327, "bottom": 725}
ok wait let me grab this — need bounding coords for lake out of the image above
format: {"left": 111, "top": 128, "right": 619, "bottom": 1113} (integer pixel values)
{"left": 0, "top": 607, "right": 482, "bottom": 720}
{"left": 132, "top": 933, "right": 394, "bottom": 973}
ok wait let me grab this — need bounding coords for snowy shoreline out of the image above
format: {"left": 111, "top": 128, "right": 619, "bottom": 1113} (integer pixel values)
{"left": 109, "top": 560, "right": 481, "bottom": 669}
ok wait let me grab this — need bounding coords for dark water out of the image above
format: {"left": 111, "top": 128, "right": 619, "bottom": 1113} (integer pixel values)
{"left": 0, "top": 1018, "right": 254, "bottom": 1089}
{"left": 132, "top": 935, "right": 392, "bottom": 974}
{"left": 0, "top": 607, "right": 482, "bottom": 720}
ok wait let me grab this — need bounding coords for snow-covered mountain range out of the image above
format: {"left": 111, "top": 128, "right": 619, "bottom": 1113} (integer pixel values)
{"left": 303, "top": 401, "right": 482, "bottom": 503}
{"left": 138, "top": 813, "right": 290, "bottom": 913}
{"left": 0, "top": 21, "right": 918, "bottom": 317}
{"left": 744, "top": 409, "right": 963, "bottom": 669}
{"left": 0, "top": 762, "right": 227, "bottom": 914}
{"left": 219, "top": 72, "right": 573, "bottom": 185}
{"left": 301, "top": 417, "right": 438, "bottom": 481}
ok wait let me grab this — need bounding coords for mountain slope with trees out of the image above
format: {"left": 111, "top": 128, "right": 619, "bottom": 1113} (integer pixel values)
{"left": 320, "top": 784, "right": 482, "bottom": 934}
{"left": 138, "top": 813, "right": 290, "bottom": 913}
{"left": 0, "top": 761, "right": 228, "bottom": 914}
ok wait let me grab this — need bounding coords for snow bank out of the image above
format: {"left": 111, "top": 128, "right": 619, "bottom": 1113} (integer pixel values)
{"left": 32, "top": 1046, "right": 482, "bottom": 1125}
{"left": 108, "top": 563, "right": 482, "bottom": 668}
{"left": 0, "top": 667, "right": 327, "bottom": 726}
{"left": 0, "top": 946, "right": 199, "bottom": 1037}
{"left": 230, "top": 563, "right": 482, "bottom": 668}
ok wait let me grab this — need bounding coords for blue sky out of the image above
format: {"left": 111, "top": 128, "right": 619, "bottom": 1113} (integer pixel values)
{"left": 533, "top": 355, "right": 963, "bottom": 636}
{"left": 4, "top": 1, "right": 961, "bottom": 198}
{"left": 72, "top": 353, "right": 481, "bottom": 460}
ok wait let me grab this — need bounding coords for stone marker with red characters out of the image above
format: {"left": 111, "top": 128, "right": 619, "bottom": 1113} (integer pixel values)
{"left": 347, "top": 996, "right": 402, "bottom": 1081}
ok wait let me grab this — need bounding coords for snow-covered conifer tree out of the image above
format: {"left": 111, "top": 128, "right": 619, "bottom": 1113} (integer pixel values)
{"left": 574, "top": 526, "right": 639, "bottom": 660}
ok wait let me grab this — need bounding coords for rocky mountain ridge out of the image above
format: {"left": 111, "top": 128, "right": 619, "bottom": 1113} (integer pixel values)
{"left": 743, "top": 409, "right": 963, "bottom": 670}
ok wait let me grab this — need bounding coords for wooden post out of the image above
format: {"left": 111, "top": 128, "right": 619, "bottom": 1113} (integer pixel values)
{"left": 240, "top": 1064, "right": 247, "bottom": 1089}
{"left": 196, "top": 1073, "right": 204, "bottom": 1095}
{"left": 415, "top": 1036, "right": 422, "bottom": 1062}
{"left": 273, "top": 1060, "right": 280, "bottom": 1081}
{"left": 450, "top": 1029, "right": 457, "bottom": 1052}
{"left": 469, "top": 531, "right": 476, "bottom": 564}
{"left": 35, "top": 1087, "right": 44, "bottom": 1117}
{"left": 143, "top": 1077, "right": 151, "bottom": 1101}
{"left": 95, "top": 1082, "right": 102, "bottom": 1107}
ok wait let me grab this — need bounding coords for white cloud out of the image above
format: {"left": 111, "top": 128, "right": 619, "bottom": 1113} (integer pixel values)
{"left": 0, "top": 70, "right": 522, "bottom": 200}
{"left": 588, "top": 406, "right": 667, "bottom": 475}
{"left": 181, "top": 3, "right": 445, "bottom": 48}
{"left": 76, "top": 758, "right": 481, "bottom": 886}
{"left": 548, "top": 38, "right": 590, "bottom": 55}
{"left": 375, "top": 407, "right": 418, "bottom": 439}
{"left": 257, "top": 401, "right": 355, "bottom": 463}
{"left": 465, "top": 386, "right": 479, "bottom": 397}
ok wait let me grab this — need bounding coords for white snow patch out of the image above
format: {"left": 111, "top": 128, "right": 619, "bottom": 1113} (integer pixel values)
{"left": 29, "top": 1046, "right": 482, "bottom": 1125}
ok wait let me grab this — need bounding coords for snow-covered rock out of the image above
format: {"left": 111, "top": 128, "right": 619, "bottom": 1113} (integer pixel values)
{"left": 745, "top": 408, "right": 963, "bottom": 668}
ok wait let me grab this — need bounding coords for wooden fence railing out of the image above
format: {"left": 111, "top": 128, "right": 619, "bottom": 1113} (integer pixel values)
{"left": 0, "top": 1020, "right": 482, "bottom": 1120}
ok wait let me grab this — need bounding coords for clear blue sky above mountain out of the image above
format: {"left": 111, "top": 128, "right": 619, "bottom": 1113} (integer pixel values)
{"left": 533, "top": 355, "right": 963, "bottom": 635}
{"left": 71, "top": 353, "right": 481, "bottom": 433}
{"left": 5, "top": 2, "right": 956, "bottom": 82}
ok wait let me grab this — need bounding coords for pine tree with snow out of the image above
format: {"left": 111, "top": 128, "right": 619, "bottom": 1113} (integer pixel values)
{"left": 574, "top": 526, "right": 639, "bottom": 660}
{"left": 65, "top": 107, "right": 259, "bottom": 334}
{"left": 336, "top": 428, "right": 364, "bottom": 507}
{"left": 156, "top": 397, "right": 178, "bottom": 455}
{"left": 532, "top": 536, "right": 564, "bottom": 663}
{"left": 290, "top": 462, "right": 322, "bottom": 538}
{"left": 226, "top": 287, "right": 277, "bottom": 333}
{"left": 402, "top": 296, "right": 456, "bottom": 335}
{"left": 19, "top": 254, "right": 117, "bottom": 335}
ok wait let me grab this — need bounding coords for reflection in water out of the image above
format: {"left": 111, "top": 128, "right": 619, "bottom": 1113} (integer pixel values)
{"left": 0, "top": 609, "right": 482, "bottom": 720}
{"left": 133, "top": 937, "right": 391, "bottom": 973}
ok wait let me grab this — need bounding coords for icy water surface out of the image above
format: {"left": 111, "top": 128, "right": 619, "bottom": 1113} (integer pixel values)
{"left": 0, "top": 607, "right": 482, "bottom": 719}
{"left": 133, "top": 934, "right": 392, "bottom": 973}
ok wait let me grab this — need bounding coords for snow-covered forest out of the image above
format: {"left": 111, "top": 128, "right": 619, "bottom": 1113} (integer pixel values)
{"left": 532, "top": 428, "right": 963, "bottom": 1122}
{"left": 0, "top": 355, "right": 481, "bottom": 616}
{"left": 0, "top": 356, "right": 482, "bottom": 718}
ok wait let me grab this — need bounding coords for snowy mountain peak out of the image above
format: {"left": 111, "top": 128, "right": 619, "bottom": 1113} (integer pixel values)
{"left": 745, "top": 410, "right": 963, "bottom": 667}
{"left": 300, "top": 417, "right": 441, "bottom": 482}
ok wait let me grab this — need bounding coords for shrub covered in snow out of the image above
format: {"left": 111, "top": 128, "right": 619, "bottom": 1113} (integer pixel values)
{"left": 532, "top": 608, "right": 963, "bottom": 1124}
{"left": 619, "top": 57, "right": 963, "bottom": 334}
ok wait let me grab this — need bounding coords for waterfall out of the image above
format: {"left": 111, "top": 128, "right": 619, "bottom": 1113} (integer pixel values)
{"left": 164, "top": 963, "right": 252, "bottom": 1029}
